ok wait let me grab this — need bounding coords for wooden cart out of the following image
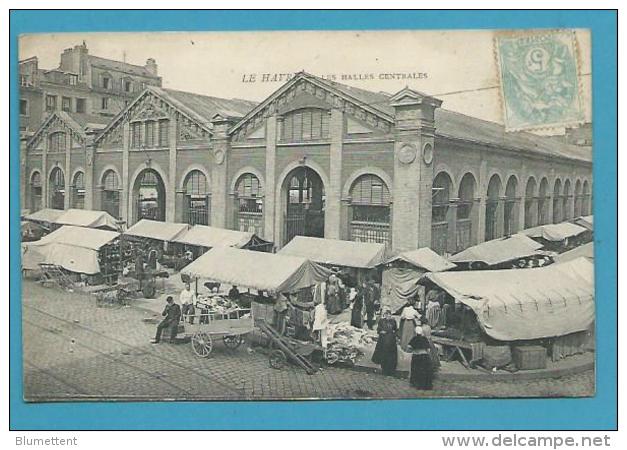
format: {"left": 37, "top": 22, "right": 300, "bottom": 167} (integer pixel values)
{"left": 182, "top": 307, "right": 254, "bottom": 357}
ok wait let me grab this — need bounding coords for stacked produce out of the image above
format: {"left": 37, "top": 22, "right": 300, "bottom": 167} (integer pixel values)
{"left": 326, "top": 322, "right": 378, "bottom": 365}
{"left": 196, "top": 294, "right": 240, "bottom": 315}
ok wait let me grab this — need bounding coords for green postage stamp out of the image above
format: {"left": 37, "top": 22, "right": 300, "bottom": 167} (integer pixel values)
{"left": 496, "top": 30, "right": 584, "bottom": 131}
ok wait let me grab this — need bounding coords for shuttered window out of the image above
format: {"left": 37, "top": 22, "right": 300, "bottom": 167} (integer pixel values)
{"left": 281, "top": 108, "right": 330, "bottom": 142}
{"left": 350, "top": 174, "right": 391, "bottom": 206}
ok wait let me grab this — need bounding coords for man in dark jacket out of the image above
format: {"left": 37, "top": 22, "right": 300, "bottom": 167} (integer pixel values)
{"left": 151, "top": 296, "right": 181, "bottom": 343}
{"left": 363, "top": 281, "right": 376, "bottom": 330}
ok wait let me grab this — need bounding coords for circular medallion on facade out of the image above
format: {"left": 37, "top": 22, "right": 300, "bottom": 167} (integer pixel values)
{"left": 214, "top": 149, "right": 225, "bottom": 165}
{"left": 398, "top": 143, "right": 417, "bottom": 165}
{"left": 422, "top": 143, "right": 434, "bottom": 165}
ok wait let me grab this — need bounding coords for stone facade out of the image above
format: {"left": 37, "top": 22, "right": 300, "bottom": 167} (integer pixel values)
{"left": 19, "top": 43, "right": 162, "bottom": 137}
{"left": 22, "top": 72, "right": 593, "bottom": 255}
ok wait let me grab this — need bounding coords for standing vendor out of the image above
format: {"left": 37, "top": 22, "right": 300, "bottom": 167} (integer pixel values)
{"left": 312, "top": 297, "right": 329, "bottom": 357}
{"left": 180, "top": 282, "right": 196, "bottom": 324}
{"left": 273, "top": 293, "right": 289, "bottom": 335}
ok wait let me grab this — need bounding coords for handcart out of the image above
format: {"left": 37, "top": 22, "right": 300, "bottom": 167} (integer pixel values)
{"left": 257, "top": 320, "right": 318, "bottom": 375}
{"left": 183, "top": 307, "right": 254, "bottom": 357}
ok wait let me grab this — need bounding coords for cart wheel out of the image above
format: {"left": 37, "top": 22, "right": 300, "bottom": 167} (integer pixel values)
{"left": 223, "top": 334, "right": 243, "bottom": 350}
{"left": 191, "top": 332, "right": 213, "bottom": 358}
{"left": 326, "top": 351, "right": 339, "bottom": 365}
{"left": 269, "top": 350, "right": 287, "bottom": 370}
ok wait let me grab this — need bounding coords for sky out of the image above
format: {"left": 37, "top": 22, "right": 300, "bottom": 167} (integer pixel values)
{"left": 19, "top": 30, "right": 592, "bottom": 132}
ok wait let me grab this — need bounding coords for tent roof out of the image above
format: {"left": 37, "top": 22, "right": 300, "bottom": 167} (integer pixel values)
{"left": 385, "top": 247, "right": 456, "bottom": 272}
{"left": 54, "top": 209, "right": 118, "bottom": 230}
{"left": 450, "top": 234, "right": 543, "bottom": 265}
{"left": 124, "top": 219, "right": 189, "bottom": 242}
{"left": 422, "top": 257, "right": 594, "bottom": 341}
{"left": 181, "top": 247, "right": 331, "bottom": 294}
{"left": 30, "top": 225, "right": 119, "bottom": 250}
{"left": 522, "top": 222, "right": 588, "bottom": 241}
{"left": 173, "top": 225, "right": 257, "bottom": 248}
{"left": 555, "top": 242, "right": 594, "bottom": 264}
{"left": 25, "top": 208, "right": 65, "bottom": 223}
{"left": 278, "top": 236, "right": 387, "bottom": 269}
{"left": 574, "top": 215, "right": 594, "bottom": 231}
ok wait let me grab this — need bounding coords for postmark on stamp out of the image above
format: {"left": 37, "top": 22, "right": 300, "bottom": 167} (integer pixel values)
{"left": 495, "top": 30, "right": 584, "bottom": 131}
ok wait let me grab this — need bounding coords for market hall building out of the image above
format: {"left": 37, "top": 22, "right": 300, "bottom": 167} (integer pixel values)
{"left": 21, "top": 72, "right": 593, "bottom": 255}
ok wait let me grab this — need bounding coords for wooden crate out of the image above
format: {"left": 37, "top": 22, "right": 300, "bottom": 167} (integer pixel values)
{"left": 512, "top": 345, "right": 547, "bottom": 370}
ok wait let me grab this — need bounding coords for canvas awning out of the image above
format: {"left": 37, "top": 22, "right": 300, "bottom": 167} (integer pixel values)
{"left": 181, "top": 246, "right": 332, "bottom": 294}
{"left": 278, "top": 236, "right": 387, "bottom": 269}
{"left": 24, "top": 208, "right": 65, "bottom": 224}
{"left": 173, "top": 225, "right": 270, "bottom": 249}
{"left": 522, "top": 222, "right": 588, "bottom": 242}
{"left": 124, "top": 219, "right": 189, "bottom": 242}
{"left": 422, "top": 257, "right": 594, "bottom": 341}
{"left": 55, "top": 209, "right": 119, "bottom": 231}
{"left": 555, "top": 242, "right": 594, "bottom": 264}
{"left": 384, "top": 247, "right": 457, "bottom": 271}
{"left": 574, "top": 215, "right": 594, "bottom": 231}
{"left": 449, "top": 234, "right": 543, "bottom": 266}
{"left": 22, "top": 225, "right": 120, "bottom": 274}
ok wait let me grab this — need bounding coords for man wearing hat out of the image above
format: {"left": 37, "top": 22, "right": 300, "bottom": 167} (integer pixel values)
{"left": 151, "top": 296, "right": 182, "bottom": 344}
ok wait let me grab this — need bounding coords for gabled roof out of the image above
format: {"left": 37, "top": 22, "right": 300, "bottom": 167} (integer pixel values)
{"left": 26, "top": 111, "right": 110, "bottom": 149}
{"left": 55, "top": 209, "right": 119, "bottom": 231}
{"left": 173, "top": 225, "right": 257, "bottom": 249}
{"left": 521, "top": 222, "right": 588, "bottom": 242}
{"left": 230, "top": 71, "right": 592, "bottom": 164}
{"left": 94, "top": 86, "right": 257, "bottom": 145}
{"left": 87, "top": 55, "right": 160, "bottom": 79}
{"left": 25, "top": 208, "right": 66, "bottom": 223}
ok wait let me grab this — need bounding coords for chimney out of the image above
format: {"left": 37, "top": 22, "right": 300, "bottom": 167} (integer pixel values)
{"left": 144, "top": 58, "right": 158, "bottom": 76}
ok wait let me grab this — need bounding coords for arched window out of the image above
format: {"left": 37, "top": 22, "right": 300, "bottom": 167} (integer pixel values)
{"left": 456, "top": 173, "right": 476, "bottom": 252}
{"left": 524, "top": 177, "right": 537, "bottom": 229}
{"left": 72, "top": 171, "right": 85, "bottom": 209}
{"left": 235, "top": 173, "right": 263, "bottom": 235}
{"left": 30, "top": 171, "right": 42, "bottom": 212}
{"left": 582, "top": 180, "right": 590, "bottom": 215}
{"left": 562, "top": 180, "right": 572, "bottom": 221}
{"left": 431, "top": 172, "right": 453, "bottom": 255}
{"left": 49, "top": 167, "right": 65, "bottom": 210}
{"left": 184, "top": 170, "right": 210, "bottom": 226}
{"left": 504, "top": 176, "right": 518, "bottom": 236}
{"left": 553, "top": 179, "right": 562, "bottom": 223}
{"left": 49, "top": 132, "right": 67, "bottom": 153}
{"left": 349, "top": 174, "right": 391, "bottom": 245}
{"left": 102, "top": 170, "right": 120, "bottom": 219}
{"left": 281, "top": 108, "right": 330, "bottom": 142}
{"left": 538, "top": 178, "right": 550, "bottom": 225}
{"left": 485, "top": 174, "right": 502, "bottom": 241}
{"left": 574, "top": 180, "right": 582, "bottom": 217}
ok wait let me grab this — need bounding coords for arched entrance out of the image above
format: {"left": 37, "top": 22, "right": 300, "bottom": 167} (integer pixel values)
{"left": 49, "top": 167, "right": 65, "bottom": 210}
{"left": 282, "top": 166, "right": 325, "bottom": 245}
{"left": 133, "top": 169, "right": 166, "bottom": 222}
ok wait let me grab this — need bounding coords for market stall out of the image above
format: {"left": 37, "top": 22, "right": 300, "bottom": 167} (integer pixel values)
{"left": 24, "top": 208, "right": 65, "bottom": 230}
{"left": 449, "top": 233, "right": 547, "bottom": 270}
{"left": 181, "top": 246, "right": 331, "bottom": 294}
{"left": 22, "top": 225, "right": 120, "bottom": 278}
{"left": 574, "top": 215, "right": 593, "bottom": 231}
{"left": 54, "top": 208, "right": 119, "bottom": 231}
{"left": 421, "top": 257, "right": 594, "bottom": 368}
{"left": 521, "top": 221, "right": 589, "bottom": 252}
{"left": 554, "top": 241, "right": 594, "bottom": 264}
{"left": 21, "top": 220, "right": 47, "bottom": 242}
{"left": 380, "top": 247, "right": 456, "bottom": 313}
{"left": 172, "top": 224, "right": 273, "bottom": 262}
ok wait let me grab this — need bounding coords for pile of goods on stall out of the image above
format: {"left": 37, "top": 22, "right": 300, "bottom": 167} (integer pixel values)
{"left": 196, "top": 293, "right": 243, "bottom": 316}
{"left": 326, "top": 322, "right": 378, "bottom": 366}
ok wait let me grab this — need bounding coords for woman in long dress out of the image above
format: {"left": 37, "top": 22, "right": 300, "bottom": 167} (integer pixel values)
{"left": 398, "top": 301, "right": 421, "bottom": 350}
{"left": 326, "top": 275, "right": 343, "bottom": 315}
{"left": 407, "top": 326, "right": 434, "bottom": 390}
{"left": 350, "top": 287, "right": 364, "bottom": 328}
{"left": 371, "top": 308, "right": 398, "bottom": 376}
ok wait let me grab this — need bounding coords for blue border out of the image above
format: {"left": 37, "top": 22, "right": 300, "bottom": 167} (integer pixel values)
{"left": 9, "top": 10, "right": 617, "bottom": 430}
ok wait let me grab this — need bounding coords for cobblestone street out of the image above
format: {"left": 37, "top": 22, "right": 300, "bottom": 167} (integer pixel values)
{"left": 21, "top": 280, "right": 595, "bottom": 401}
